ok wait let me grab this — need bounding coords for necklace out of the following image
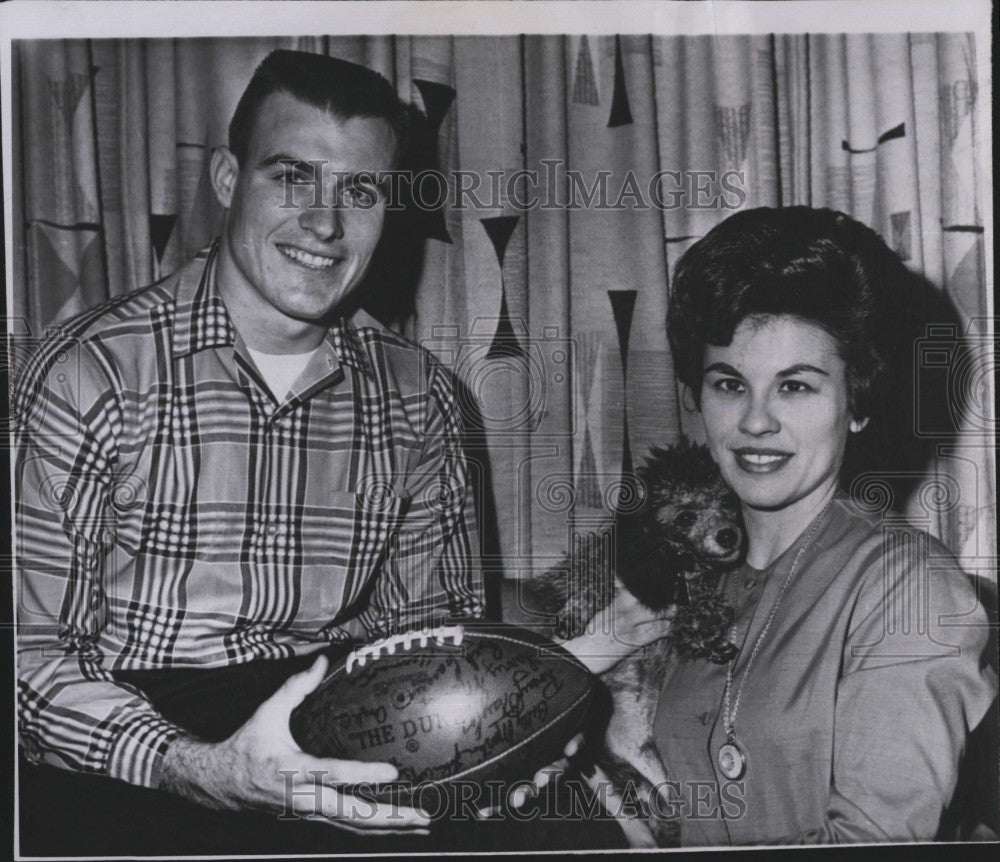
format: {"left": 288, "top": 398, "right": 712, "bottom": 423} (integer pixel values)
{"left": 717, "top": 499, "right": 834, "bottom": 780}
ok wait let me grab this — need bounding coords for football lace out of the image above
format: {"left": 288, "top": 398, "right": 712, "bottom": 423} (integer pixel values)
{"left": 345, "top": 625, "right": 466, "bottom": 674}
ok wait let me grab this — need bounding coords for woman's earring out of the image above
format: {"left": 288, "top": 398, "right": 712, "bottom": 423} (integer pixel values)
{"left": 849, "top": 417, "right": 870, "bottom": 434}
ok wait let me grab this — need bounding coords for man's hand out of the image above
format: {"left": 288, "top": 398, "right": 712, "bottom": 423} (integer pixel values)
{"left": 155, "top": 655, "right": 431, "bottom": 836}
{"left": 558, "top": 585, "right": 675, "bottom": 675}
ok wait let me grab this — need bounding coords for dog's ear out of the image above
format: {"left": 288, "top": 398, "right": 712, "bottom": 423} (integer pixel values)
{"left": 615, "top": 537, "right": 691, "bottom": 611}
{"left": 661, "top": 541, "right": 698, "bottom": 576}
{"left": 613, "top": 508, "right": 650, "bottom": 570}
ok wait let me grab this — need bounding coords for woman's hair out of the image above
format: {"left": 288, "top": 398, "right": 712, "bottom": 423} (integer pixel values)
{"left": 228, "top": 50, "right": 410, "bottom": 168}
{"left": 667, "top": 206, "right": 905, "bottom": 421}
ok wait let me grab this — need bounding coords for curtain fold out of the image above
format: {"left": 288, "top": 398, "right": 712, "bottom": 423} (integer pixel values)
{"left": 12, "top": 33, "right": 993, "bottom": 576}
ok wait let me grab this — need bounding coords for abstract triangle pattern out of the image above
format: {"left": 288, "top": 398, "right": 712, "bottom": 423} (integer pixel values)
{"left": 608, "top": 290, "right": 637, "bottom": 375}
{"left": 576, "top": 333, "right": 598, "bottom": 424}
{"left": 420, "top": 209, "right": 453, "bottom": 245}
{"left": 31, "top": 226, "right": 105, "bottom": 325}
{"left": 413, "top": 79, "right": 457, "bottom": 132}
{"left": 480, "top": 216, "right": 525, "bottom": 360}
{"left": 940, "top": 79, "right": 977, "bottom": 147}
{"left": 608, "top": 35, "right": 634, "bottom": 128}
{"left": 714, "top": 104, "right": 751, "bottom": 165}
{"left": 576, "top": 333, "right": 604, "bottom": 508}
{"left": 889, "top": 211, "right": 912, "bottom": 261}
{"left": 609, "top": 289, "right": 638, "bottom": 497}
{"left": 32, "top": 225, "right": 85, "bottom": 311}
{"left": 150, "top": 213, "right": 178, "bottom": 264}
{"left": 77, "top": 234, "right": 106, "bottom": 310}
{"left": 620, "top": 422, "right": 634, "bottom": 480}
{"left": 30, "top": 218, "right": 101, "bottom": 232}
{"left": 942, "top": 225, "right": 984, "bottom": 234}
{"left": 486, "top": 285, "right": 526, "bottom": 360}
{"left": 842, "top": 122, "right": 905, "bottom": 154}
{"left": 573, "top": 36, "right": 599, "bottom": 106}
{"left": 946, "top": 238, "right": 987, "bottom": 323}
{"left": 577, "top": 425, "right": 602, "bottom": 508}
{"left": 47, "top": 68, "right": 98, "bottom": 128}
{"left": 34, "top": 221, "right": 94, "bottom": 275}
{"left": 480, "top": 215, "right": 520, "bottom": 268}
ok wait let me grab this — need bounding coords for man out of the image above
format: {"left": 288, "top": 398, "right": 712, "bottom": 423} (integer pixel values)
{"left": 15, "top": 50, "right": 672, "bottom": 854}
{"left": 15, "top": 50, "right": 481, "bottom": 853}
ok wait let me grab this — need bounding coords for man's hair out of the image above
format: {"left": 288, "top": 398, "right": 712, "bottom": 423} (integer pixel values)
{"left": 228, "top": 49, "right": 409, "bottom": 167}
{"left": 666, "top": 206, "right": 904, "bottom": 421}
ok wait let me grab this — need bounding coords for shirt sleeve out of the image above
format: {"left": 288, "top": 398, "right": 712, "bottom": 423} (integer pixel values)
{"left": 783, "top": 531, "right": 997, "bottom": 843}
{"left": 355, "top": 356, "right": 485, "bottom": 637}
{"left": 15, "top": 339, "right": 184, "bottom": 788}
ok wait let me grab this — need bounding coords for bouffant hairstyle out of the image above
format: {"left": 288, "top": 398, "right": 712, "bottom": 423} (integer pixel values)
{"left": 228, "top": 50, "right": 409, "bottom": 168}
{"left": 667, "top": 207, "right": 904, "bottom": 422}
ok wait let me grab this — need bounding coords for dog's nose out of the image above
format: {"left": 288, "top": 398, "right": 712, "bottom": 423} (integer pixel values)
{"left": 716, "top": 528, "right": 739, "bottom": 549}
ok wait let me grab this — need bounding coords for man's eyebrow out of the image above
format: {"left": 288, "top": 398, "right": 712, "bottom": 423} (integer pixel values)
{"left": 257, "top": 156, "right": 371, "bottom": 186}
{"left": 777, "top": 363, "right": 829, "bottom": 377}
{"left": 259, "top": 154, "right": 317, "bottom": 171}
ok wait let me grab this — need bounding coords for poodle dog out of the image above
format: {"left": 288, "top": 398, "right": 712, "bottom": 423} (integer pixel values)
{"left": 504, "top": 440, "right": 745, "bottom": 846}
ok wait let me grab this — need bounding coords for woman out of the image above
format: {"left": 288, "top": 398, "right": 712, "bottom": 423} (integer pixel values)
{"left": 618, "top": 206, "right": 996, "bottom": 845}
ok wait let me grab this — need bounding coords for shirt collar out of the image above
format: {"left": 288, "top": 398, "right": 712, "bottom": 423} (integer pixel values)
{"left": 172, "top": 241, "right": 237, "bottom": 358}
{"left": 172, "top": 239, "right": 375, "bottom": 380}
{"left": 325, "top": 315, "right": 375, "bottom": 380}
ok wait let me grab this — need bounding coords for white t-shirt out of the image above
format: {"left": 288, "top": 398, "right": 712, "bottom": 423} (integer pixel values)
{"left": 246, "top": 346, "right": 319, "bottom": 401}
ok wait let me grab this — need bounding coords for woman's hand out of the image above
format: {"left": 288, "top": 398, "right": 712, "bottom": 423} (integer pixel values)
{"left": 476, "top": 734, "right": 583, "bottom": 818}
{"left": 559, "top": 585, "right": 675, "bottom": 675}
{"left": 577, "top": 762, "right": 659, "bottom": 848}
{"left": 477, "top": 587, "right": 673, "bottom": 818}
{"left": 481, "top": 588, "right": 674, "bottom": 816}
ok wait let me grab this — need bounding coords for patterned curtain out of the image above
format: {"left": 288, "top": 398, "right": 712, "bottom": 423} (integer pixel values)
{"left": 11, "top": 34, "right": 993, "bottom": 582}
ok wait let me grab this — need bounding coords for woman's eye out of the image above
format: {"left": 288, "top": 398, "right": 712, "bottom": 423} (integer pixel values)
{"left": 674, "top": 510, "right": 697, "bottom": 529}
{"left": 779, "top": 380, "right": 814, "bottom": 394}
{"left": 713, "top": 378, "right": 745, "bottom": 394}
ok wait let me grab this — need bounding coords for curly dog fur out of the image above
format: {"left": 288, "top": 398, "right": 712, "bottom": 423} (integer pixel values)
{"left": 506, "top": 440, "right": 745, "bottom": 846}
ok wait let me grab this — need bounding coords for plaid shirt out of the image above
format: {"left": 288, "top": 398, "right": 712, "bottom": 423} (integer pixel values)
{"left": 14, "top": 243, "right": 484, "bottom": 788}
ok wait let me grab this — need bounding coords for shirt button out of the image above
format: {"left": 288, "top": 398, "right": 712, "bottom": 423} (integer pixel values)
{"left": 744, "top": 576, "right": 757, "bottom": 590}
{"left": 267, "top": 523, "right": 279, "bottom": 535}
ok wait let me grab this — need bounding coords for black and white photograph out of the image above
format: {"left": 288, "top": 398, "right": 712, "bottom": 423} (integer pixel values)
{"left": 2, "top": 0, "right": 996, "bottom": 857}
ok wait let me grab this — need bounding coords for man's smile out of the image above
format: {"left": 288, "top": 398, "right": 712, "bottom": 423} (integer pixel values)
{"left": 277, "top": 243, "right": 340, "bottom": 269}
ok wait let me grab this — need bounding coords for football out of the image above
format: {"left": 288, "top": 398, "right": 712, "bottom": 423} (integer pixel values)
{"left": 289, "top": 623, "right": 594, "bottom": 808}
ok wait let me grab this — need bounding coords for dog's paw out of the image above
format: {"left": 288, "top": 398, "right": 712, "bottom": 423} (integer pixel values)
{"left": 708, "top": 638, "right": 738, "bottom": 664}
{"left": 554, "top": 618, "right": 575, "bottom": 641}
{"left": 554, "top": 610, "right": 590, "bottom": 641}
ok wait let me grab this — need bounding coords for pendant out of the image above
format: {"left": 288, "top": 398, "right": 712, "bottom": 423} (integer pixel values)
{"left": 718, "top": 741, "right": 746, "bottom": 780}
